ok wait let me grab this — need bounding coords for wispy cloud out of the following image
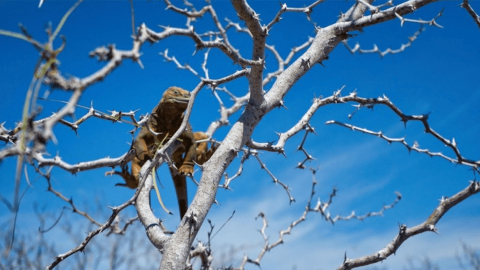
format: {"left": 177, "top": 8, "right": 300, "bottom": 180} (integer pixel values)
{"left": 204, "top": 185, "right": 480, "bottom": 270}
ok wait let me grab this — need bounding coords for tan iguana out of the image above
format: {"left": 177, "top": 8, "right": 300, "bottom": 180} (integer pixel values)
{"left": 108, "top": 86, "right": 214, "bottom": 219}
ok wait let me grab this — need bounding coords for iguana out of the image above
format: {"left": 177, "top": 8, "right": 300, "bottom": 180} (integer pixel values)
{"left": 108, "top": 86, "right": 214, "bottom": 219}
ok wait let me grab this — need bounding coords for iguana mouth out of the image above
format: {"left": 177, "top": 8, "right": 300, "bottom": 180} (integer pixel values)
{"left": 166, "top": 97, "right": 189, "bottom": 104}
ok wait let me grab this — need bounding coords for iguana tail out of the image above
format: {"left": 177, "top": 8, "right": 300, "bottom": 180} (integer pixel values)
{"left": 170, "top": 167, "right": 188, "bottom": 219}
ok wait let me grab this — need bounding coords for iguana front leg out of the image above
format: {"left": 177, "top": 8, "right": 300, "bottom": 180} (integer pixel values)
{"left": 177, "top": 125, "right": 196, "bottom": 175}
{"left": 133, "top": 127, "right": 155, "bottom": 162}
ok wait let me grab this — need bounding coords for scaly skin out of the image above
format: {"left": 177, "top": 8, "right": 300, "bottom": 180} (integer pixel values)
{"left": 170, "top": 131, "right": 213, "bottom": 219}
{"left": 109, "top": 86, "right": 214, "bottom": 219}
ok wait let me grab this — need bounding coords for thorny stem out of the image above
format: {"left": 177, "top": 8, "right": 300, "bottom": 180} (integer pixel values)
{"left": 249, "top": 90, "right": 480, "bottom": 171}
{"left": 337, "top": 180, "right": 480, "bottom": 270}
{"left": 235, "top": 169, "right": 402, "bottom": 270}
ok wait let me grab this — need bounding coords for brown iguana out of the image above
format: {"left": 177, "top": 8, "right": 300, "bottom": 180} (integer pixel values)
{"left": 108, "top": 86, "right": 214, "bottom": 219}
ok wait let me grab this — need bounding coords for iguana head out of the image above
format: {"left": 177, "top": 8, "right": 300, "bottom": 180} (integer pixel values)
{"left": 160, "top": 86, "right": 191, "bottom": 110}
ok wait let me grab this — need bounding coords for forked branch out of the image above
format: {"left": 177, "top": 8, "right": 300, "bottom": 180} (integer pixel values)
{"left": 234, "top": 168, "right": 401, "bottom": 270}
{"left": 337, "top": 180, "right": 480, "bottom": 270}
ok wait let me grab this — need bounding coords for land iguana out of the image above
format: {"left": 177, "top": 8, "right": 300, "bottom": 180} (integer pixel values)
{"left": 108, "top": 86, "right": 214, "bottom": 219}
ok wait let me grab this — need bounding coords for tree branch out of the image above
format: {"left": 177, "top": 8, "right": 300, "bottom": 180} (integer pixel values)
{"left": 235, "top": 168, "right": 401, "bottom": 269}
{"left": 231, "top": 0, "right": 267, "bottom": 106}
{"left": 343, "top": 26, "right": 425, "bottom": 57}
{"left": 461, "top": 0, "right": 480, "bottom": 30}
{"left": 334, "top": 0, "right": 442, "bottom": 33}
{"left": 337, "top": 180, "right": 480, "bottom": 270}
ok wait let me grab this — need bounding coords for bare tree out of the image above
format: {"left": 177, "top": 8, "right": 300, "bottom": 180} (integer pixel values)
{"left": 0, "top": 0, "right": 479, "bottom": 270}
{"left": 457, "top": 242, "right": 480, "bottom": 270}
{"left": 0, "top": 207, "right": 161, "bottom": 270}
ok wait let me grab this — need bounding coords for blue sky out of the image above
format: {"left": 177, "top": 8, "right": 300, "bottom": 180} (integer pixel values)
{"left": 1, "top": 0, "right": 480, "bottom": 269}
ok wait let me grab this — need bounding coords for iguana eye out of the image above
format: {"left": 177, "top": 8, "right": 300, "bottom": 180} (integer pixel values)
{"left": 174, "top": 90, "right": 179, "bottom": 95}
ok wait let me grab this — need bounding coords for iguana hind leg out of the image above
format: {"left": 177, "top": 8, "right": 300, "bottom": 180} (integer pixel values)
{"left": 108, "top": 131, "right": 216, "bottom": 219}
{"left": 194, "top": 132, "right": 218, "bottom": 165}
{"left": 171, "top": 132, "right": 218, "bottom": 219}
{"left": 106, "top": 157, "right": 143, "bottom": 189}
